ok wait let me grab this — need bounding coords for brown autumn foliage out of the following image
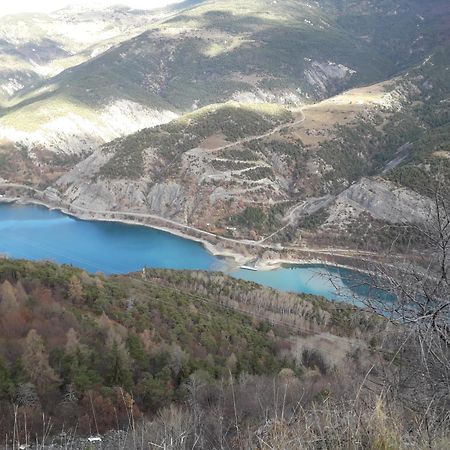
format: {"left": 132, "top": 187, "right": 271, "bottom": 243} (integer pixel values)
{"left": 0, "top": 258, "right": 380, "bottom": 441}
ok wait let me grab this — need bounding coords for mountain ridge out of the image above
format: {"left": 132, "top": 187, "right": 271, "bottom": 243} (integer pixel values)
{"left": 2, "top": 0, "right": 448, "bottom": 153}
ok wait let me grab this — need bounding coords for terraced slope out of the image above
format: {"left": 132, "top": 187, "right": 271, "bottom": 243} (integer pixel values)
{"left": 32, "top": 45, "right": 445, "bottom": 257}
{"left": 53, "top": 103, "right": 294, "bottom": 224}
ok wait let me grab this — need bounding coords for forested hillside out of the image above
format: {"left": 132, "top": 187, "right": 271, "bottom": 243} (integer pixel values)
{"left": 0, "top": 258, "right": 379, "bottom": 438}
{"left": 0, "top": 258, "right": 448, "bottom": 449}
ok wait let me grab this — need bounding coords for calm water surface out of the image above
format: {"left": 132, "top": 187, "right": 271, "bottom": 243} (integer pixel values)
{"left": 0, "top": 203, "right": 370, "bottom": 303}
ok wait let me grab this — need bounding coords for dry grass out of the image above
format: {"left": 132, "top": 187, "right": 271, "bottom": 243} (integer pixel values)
{"left": 289, "top": 332, "right": 359, "bottom": 370}
{"left": 120, "top": 393, "right": 450, "bottom": 450}
{"left": 199, "top": 133, "right": 228, "bottom": 149}
{"left": 432, "top": 150, "right": 450, "bottom": 158}
{"left": 291, "top": 82, "right": 389, "bottom": 146}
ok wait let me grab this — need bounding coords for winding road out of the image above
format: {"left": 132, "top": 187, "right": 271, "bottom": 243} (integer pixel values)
{"left": 0, "top": 180, "right": 380, "bottom": 264}
{"left": 204, "top": 108, "right": 306, "bottom": 153}
{"left": 0, "top": 108, "right": 379, "bottom": 263}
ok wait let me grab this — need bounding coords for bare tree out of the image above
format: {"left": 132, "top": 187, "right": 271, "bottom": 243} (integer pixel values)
{"left": 356, "top": 180, "right": 450, "bottom": 423}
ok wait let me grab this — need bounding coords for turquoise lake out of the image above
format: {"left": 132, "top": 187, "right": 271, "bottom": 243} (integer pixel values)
{"left": 0, "top": 203, "right": 371, "bottom": 304}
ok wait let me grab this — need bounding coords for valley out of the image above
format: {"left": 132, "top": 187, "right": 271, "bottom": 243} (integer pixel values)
{"left": 0, "top": 202, "right": 372, "bottom": 302}
{"left": 0, "top": 66, "right": 445, "bottom": 271}
{"left": 0, "top": 1, "right": 449, "bottom": 448}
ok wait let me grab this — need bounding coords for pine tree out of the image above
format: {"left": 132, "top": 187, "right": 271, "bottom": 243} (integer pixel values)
{"left": 107, "top": 341, "right": 133, "bottom": 390}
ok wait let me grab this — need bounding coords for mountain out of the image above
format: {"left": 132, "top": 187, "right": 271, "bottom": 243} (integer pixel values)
{"left": 55, "top": 102, "right": 294, "bottom": 219}
{"left": 0, "top": 5, "right": 177, "bottom": 101}
{"left": 0, "top": 0, "right": 449, "bottom": 261}
{"left": 1, "top": 0, "right": 448, "bottom": 154}
{"left": 41, "top": 46, "right": 449, "bottom": 258}
{"left": 0, "top": 4, "right": 187, "bottom": 153}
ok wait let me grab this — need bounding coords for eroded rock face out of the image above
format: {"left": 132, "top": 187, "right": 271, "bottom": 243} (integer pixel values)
{"left": 68, "top": 180, "right": 148, "bottom": 211}
{"left": 0, "top": 102, "right": 177, "bottom": 155}
{"left": 146, "top": 182, "right": 186, "bottom": 217}
{"left": 56, "top": 148, "right": 146, "bottom": 211}
{"left": 332, "top": 178, "right": 432, "bottom": 225}
{"left": 304, "top": 61, "right": 356, "bottom": 95}
{"left": 232, "top": 90, "right": 302, "bottom": 106}
{"left": 58, "top": 149, "right": 113, "bottom": 186}
{"left": 99, "top": 101, "right": 178, "bottom": 138}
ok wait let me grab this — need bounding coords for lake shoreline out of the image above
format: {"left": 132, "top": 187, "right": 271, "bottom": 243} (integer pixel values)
{"left": 0, "top": 194, "right": 373, "bottom": 276}
{"left": 0, "top": 196, "right": 248, "bottom": 267}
